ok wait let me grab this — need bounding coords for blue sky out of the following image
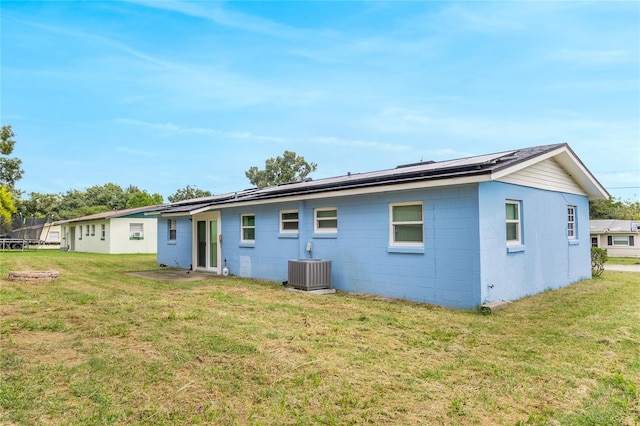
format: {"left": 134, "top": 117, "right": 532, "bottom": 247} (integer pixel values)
{"left": 2, "top": 1, "right": 639, "bottom": 201}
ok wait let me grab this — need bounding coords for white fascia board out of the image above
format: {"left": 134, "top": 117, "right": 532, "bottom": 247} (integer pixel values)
{"left": 491, "top": 145, "right": 609, "bottom": 200}
{"left": 194, "top": 174, "right": 490, "bottom": 212}
{"left": 158, "top": 211, "right": 196, "bottom": 217}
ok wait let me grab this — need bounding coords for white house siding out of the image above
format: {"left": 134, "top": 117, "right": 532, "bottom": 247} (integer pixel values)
{"left": 76, "top": 221, "right": 110, "bottom": 254}
{"left": 109, "top": 218, "right": 157, "bottom": 254}
{"left": 61, "top": 217, "right": 157, "bottom": 254}
{"left": 478, "top": 181, "right": 591, "bottom": 304}
{"left": 497, "top": 158, "right": 587, "bottom": 196}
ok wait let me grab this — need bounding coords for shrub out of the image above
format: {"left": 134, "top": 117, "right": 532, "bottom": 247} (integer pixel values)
{"left": 591, "top": 247, "right": 608, "bottom": 277}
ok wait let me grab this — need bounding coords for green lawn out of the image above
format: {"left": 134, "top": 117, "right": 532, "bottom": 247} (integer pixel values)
{"left": 608, "top": 257, "right": 640, "bottom": 266}
{"left": 1, "top": 251, "right": 638, "bottom": 425}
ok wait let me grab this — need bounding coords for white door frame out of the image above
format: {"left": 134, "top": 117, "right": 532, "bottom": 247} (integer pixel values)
{"left": 192, "top": 211, "right": 221, "bottom": 273}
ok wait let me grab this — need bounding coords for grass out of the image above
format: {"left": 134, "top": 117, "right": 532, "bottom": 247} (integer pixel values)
{"left": 1, "top": 251, "right": 639, "bottom": 425}
{"left": 608, "top": 257, "right": 640, "bottom": 265}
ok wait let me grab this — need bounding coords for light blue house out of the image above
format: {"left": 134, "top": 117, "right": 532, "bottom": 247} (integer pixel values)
{"left": 152, "top": 144, "right": 608, "bottom": 309}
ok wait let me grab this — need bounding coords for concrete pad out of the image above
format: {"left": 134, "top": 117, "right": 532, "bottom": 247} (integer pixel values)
{"left": 285, "top": 288, "right": 336, "bottom": 295}
{"left": 125, "top": 269, "right": 221, "bottom": 282}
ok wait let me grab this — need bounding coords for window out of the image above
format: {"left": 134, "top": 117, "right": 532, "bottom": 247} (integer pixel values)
{"left": 390, "top": 202, "right": 424, "bottom": 245}
{"left": 315, "top": 208, "right": 337, "bottom": 233}
{"left": 506, "top": 200, "right": 521, "bottom": 244}
{"left": 85, "top": 225, "right": 90, "bottom": 236}
{"left": 280, "top": 210, "right": 299, "bottom": 233}
{"left": 168, "top": 219, "right": 177, "bottom": 240}
{"left": 591, "top": 237, "right": 598, "bottom": 247}
{"left": 49, "top": 231, "right": 60, "bottom": 242}
{"left": 91, "top": 224, "right": 96, "bottom": 236}
{"left": 567, "top": 206, "right": 576, "bottom": 239}
{"left": 608, "top": 235, "right": 635, "bottom": 246}
{"left": 79, "top": 226, "right": 83, "bottom": 239}
{"left": 241, "top": 214, "right": 255, "bottom": 242}
{"left": 101, "top": 224, "right": 106, "bottom": 239}
{"left": 130, "top": 223, "right": 144, "bottom": 239}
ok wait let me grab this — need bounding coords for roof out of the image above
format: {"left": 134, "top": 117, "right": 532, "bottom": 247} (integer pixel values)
{"left": 590, "top": 220, "right": 640, "bottom": 234}
{"left": 152, "top": 143, "right": 609, "bottom": 216}
{"left": 57, "top": 205, "right": 161, "bottom": 225}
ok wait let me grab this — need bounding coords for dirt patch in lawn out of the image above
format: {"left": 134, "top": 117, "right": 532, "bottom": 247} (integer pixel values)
{"left": 125, "top": 269, "right": 222, "bottom": 282}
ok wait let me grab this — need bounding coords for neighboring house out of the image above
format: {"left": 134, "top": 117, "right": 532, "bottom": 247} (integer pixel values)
{"left": 152, "top": 143, "right": 608, "bottom": 309}
{"left": 7, "top": 221, "right": 62, "bottom": 248}
{"left": 58, "top": 207, "right": 158, "bottom": 254}
{"left": 590, "top": 220, "right": 640, "bottom": 258}
{"left": 38, "top": 222, "right": 63, "bottom": 248}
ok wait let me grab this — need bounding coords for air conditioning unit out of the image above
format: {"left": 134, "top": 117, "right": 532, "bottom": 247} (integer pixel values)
{"left": 132, "top": 231, "right": 143, "bottom": 238}
{"left": 288, "top": 259, "right": 332, "bottom": 290}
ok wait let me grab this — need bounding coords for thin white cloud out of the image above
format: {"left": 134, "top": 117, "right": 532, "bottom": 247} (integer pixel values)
{"left": 13, "top": 17, "right": 179, "bottom": 70}
{"left": 115, "top": 118, "right": 286, "bottom": 143}
{"left": 547, "top": 49, "right": 632, "bottom": 66}
{"left": 126, "top": 0, "right": 303, "bottom": 38}
{"left": 310, "top": 136, "right": 411, "bottom": 152}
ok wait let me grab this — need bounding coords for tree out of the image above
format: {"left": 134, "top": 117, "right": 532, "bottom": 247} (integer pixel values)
{"left": 0, "top": 184, "right": 17, "bottom": 231}
{"left": 85, "top": 183, "right": 128, "bottom": 211}
{"left": 168, "top": 186, "right": 212, "bottom": 203}
{"left": 245, "top": 150, "right": 317, "bottom": 188}
{"left": 0, "top": 125, "right": 24, "bottom": 189}
{"left": 16, "top": 192, "right": 62, "bottom": 220}
{"left": 590, "top": 197, "right": 640, "bottom": 220}
{"left": 126, "top": 190, "right": 164, "bottom": 208}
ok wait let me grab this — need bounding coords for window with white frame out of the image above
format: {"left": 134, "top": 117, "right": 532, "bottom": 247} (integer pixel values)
{"left": 168, "top": 219, "right": 177, "bottom": 240}
{"left": 390, "top": 202, "right": 424, "bottom": 245}
{"left": 49, "top": 231, "right": 60, "bottom": 242}
{"left": 130, "top": 223, "right": 144, "bottom": 239}
{"left": 506, "top": 200, "right": 521, "bottom": 244}
{"left": 567, "top": 206, "right": 576, "bottom": 239}
{"left": 101, "top": 224, "right": 106, "bottom": 239}
{"left": 314, "top": 208, "right": 337, "bottom": 233}
{"left": 241, "top": 214, "right": 255, "bottom": 242}
{"left": 91, "top": 224, "right": 96, "bottom": 236}
{"left": 280, "top": 210, "right": 299, "bottom": 233}
{"left": 609, "top": 235, "right": 635, "bottom": 246}
{"left": 79, "top": 226, "right": 83, "bottom": 239}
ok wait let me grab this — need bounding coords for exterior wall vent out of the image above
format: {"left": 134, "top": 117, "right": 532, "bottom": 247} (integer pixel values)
{"left": 288, "top": 259, "right": 332, "bottom": 290}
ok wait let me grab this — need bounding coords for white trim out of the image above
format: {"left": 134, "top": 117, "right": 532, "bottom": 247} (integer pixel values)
{"left": 192, "top": 175, "right": 489, "bottom": 214}
{"left": 493, "top": 146, "right": 608, "bottom": 200}
{"left": 506, "top": 200, "right": 522, "bottom": 245}
{"left": 567, "top": 205, "right": 576, "bottom": 240}
{"left": 279, "top": 209, "right": 299, "bottom": 233}
{"left": 389, "top": 201, "right": 424, "bottom": 247}
{"left": 240, "top": 213, "right": 256, "bottom": 242}
{"left": 314, "top": 207, "right": 338, "bottom": 233}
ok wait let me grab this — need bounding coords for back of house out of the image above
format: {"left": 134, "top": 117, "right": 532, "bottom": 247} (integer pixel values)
{"left": 153, "top": 143, "right": 608, "bottom": 309}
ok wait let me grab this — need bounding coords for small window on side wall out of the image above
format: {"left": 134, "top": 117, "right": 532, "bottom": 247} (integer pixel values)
{"left": 168, "top": 219, "right": 177, "bottom": 240}
{"left": 314, "top": 208, "right": 337, "bottom": 233}
{"left": 280, "top": 210, "right": 299, "bottom": 233}
{"left": 241, "top": 214, "right": 255, "bottom": 242}
{"left": 390, "top": 202, "right": 424, "bottom": 246}
{"left": 567, "top": 205, "right": 576, "bottom": 239}
{"left": 506, "top": 200, "right": 521, "bottom": 244}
